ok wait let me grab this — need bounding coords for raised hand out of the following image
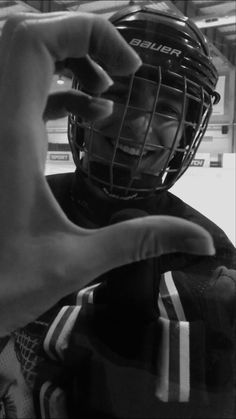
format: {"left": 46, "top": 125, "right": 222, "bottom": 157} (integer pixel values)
{"left": 0, "top": 12, "right": 215, "bottom": 335}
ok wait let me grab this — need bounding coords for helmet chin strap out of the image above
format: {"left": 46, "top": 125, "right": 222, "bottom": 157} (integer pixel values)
{"left": 79, "top": 154, "right": 164, "bottom": 200}
{"left": 102, "top": 186, "right": 139, "bottom": 201}
{"left": 71, "top": 170, "right": 160, "bottom": 227}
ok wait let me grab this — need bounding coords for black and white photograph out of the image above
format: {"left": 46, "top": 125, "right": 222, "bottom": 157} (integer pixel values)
{"left": 0, "top": 1, "right": 235, "bottom": 418}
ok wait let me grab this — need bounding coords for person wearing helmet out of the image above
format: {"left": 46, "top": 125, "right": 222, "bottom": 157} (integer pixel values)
{"left": 0, "top": 4, "right": 235, "bottom": 419}
{"left": 45, "top": 6, "right": 236, "bottom": 418}
{"left": 67, "top": 4, "right": 220, "bottom": 203}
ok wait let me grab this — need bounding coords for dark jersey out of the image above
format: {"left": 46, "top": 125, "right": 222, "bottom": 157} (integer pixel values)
{"left": 1, "top": 171, "right": 235, "bottom": 419}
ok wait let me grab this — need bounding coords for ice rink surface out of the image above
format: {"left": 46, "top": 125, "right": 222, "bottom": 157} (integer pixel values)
{"left": 45, "top": 162, "right": 235, "bottom": 246}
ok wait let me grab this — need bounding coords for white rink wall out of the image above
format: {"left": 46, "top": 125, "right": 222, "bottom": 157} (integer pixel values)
{"left": 170, "top": 153, "right": 235, "bottom": 246}
{"left": 45, "top": 152, "right": 236, "bottom": 246}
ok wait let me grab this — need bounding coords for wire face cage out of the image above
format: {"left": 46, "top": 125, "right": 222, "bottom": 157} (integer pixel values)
{"left": 68, "top": 62, "right": 213, "bottom": 197}
{"left": 68, "top": 5, "right": 219, "bottom": 198}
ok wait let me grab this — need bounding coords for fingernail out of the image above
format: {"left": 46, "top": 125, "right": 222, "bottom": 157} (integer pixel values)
{"left": 183, "top": 237, "right": 215, "bottom": 255}
{"left": 133, "top": 54, "right": 142, "bottom": 70}
{"left": 91, "top": 97, "right": 114, "bottom": 110}
{"left": 105, "top": 74, "right": 114, "bottom": 88}
{"left": 123, "top": 51, "right": 142, "bottom": 75}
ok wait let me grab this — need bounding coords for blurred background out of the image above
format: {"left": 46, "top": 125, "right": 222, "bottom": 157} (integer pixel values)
{"left": 0, "top": 0, "right": 235, "bottom": 244}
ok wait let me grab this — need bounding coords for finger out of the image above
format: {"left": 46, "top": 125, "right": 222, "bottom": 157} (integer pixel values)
{"left": 63, "top": 56, "right": 114, "bottom": 94}
{"left": 4, "top": 12, "right": 142, "bottom": 81}
{"left": 92, "top": 216, "right": 215, "bottom": 268}
{"left": 0, "top": 214, "right": 215, "bottom": 334}
{"left": 64, "top": 216, "right": 215, "bottom": 286}
{"left": 1, "top": 13, "right": 114, "bottom": 92}
{"left": 0, "top": 12, "right": 75, "bottom": 116}
{"left": 44, "top": 90, "right": 113, "bottom": 120}
{"left": 1, "top": 12, "right": 142, "bottom": 119}
{"left": 0, "top": 12, "right": 68, "bottom": 81}
{"left": 31, "top": 12, "right": 142, "bottom": 74}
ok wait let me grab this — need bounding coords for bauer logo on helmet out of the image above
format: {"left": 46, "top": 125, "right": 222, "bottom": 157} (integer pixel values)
{"left": 129, "top": 38, "right": 182, "bottom": 57}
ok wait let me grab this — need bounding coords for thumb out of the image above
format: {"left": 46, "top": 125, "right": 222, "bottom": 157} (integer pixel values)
{"left": 66, "top": 216, "right": 215, "bottom": 286}
{"left": 0, "top": 216, "right": 214, "bottom": 335}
